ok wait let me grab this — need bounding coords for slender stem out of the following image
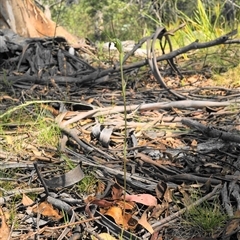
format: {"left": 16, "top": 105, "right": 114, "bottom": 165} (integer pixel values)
{"left": 112, "top": 39, "right": 127, "bottom": 238}
{"left": 120, "top": 50, "right": 127, "bottom": 202}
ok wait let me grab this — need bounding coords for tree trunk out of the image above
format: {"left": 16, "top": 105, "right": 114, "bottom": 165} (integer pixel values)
{"left": 0, "top": 0, "right": 79, "bottom": 44}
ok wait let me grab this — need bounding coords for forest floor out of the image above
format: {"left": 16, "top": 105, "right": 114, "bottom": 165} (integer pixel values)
{"left": 0, "top": 29, "right": 240, "bottom": 240}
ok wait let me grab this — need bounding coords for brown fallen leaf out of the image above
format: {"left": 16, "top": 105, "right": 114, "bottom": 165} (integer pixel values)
{"left": 0, "top": 207, "right": 10, "bottom": 240}
{"left": 96, "top": 181, "right": 106, "bottom": 197}
{"left": 32, "top": 201, "right": 62, "bottom": 221}
{"left": 125, "top": 194, "right": 157, "bottom": 206}
{"left": 91, "top": 199, "right": 114, "bottom": 208}
{"left": 222, "top": 218, "right": 240, "bottom": 238}
{"left": 105, "top": 206, "right": 124, "bottom": 226}
{"left": 22, "top": 193, "right": 34, "bottom": 206}
{"left": 116, "top": 200, "right": 136, "bottom": 211}
{"left": 111, "top": 183, "right": 123, "bottom": 200}
{"left": 22, "top": 193, "right": 35, "bottom": 214}
{"left": 156, "top": 181, "right": 168, "bottom": 200}
{"left": 138, "top": 208, "right": 154, "bottom": 234}
{"left": 150, "top": 203, "right": 168, "bottom": 219}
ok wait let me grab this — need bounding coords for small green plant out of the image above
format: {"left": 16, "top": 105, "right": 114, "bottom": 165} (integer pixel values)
{"left": 8, "top": 194, "right": 22, "bottom": 228}
{"left": 0, "top": 179, "right": 16, "bottom": 197}
{"left": 1, "top": 69, "right": 12, "bottom": 88}
{"left": 177, "top": 0, "right": 222, "bottom": 42}
{"left": 182, "top": 189, "right": 227, "bottom": 235}
{"left": 97, "top": 115, "right": 105, "bottom": 124}
{"left": 61, "top": 155, "right": 76, "bottom": 170}
{"left": 37, "top": 119, "right": 61, "bottom": 147}
{"left": 184, "top": 201, "right": 227, "bottom": 234}
{"left": 77, "top": 173, "right": 97, "bottom": 194}
{"left": 62, "top": 209, "right": 70, "bottom": 224}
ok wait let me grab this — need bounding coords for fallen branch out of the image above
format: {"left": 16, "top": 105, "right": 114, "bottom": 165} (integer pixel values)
{"left": 182, "top": 118, "right": 240, "bottom": 143}
{"left": 142, "top": 184, "right": 222, "bottom": 239}
{"left": 75, "top": 29, "right": 238, "bottom": 83}
{"left": 59, "top": 99, "right": 239, "bottom": 126}
{"left": 147, "top": 27, "right": 186, "bottom": 100}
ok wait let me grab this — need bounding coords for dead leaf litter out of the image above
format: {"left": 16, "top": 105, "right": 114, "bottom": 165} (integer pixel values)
{"left": 0, "top": 27, "right": 240, "bottom": 240}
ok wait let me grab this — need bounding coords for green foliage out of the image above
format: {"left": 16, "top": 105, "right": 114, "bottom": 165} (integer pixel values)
{"left": 40, "top": 0, "right": 239, "bottom": 42}
{"left": 0, "top": 101, "right": 61, "bottom": 153}
{"left": 56, "top": 1, "right": 148, "bottom": 41}
{"left": 182, "top": 189, "right": 227, "bottom": 234}
{"left": 77, "top": 173, "right": 97, "bottom": 194}
{"left": 37, "top": 119, "right": 61, "bottom": 146}
{"left": 184, "top": 200, "right": 227, "bottom": 234}
{"left": 37, "top": 0, "right": 239, "bottom": 76}
{"left": 34, "top": 105, "right": 61, "bottom": 146}
{"left": 9, "top": 195, "right": 21, "bottom": 227}
{"left": 177, "top": 0, "right": 224, "bottom": 43}
{"left": 57, "top": 3, "right": 93, "bottom": 38}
